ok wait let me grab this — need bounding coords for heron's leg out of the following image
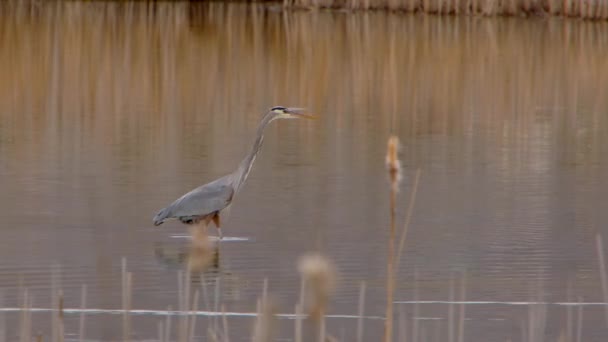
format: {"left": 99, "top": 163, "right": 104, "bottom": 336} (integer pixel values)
{"left": 211, "top": 212, "right": 223, "bottom": 240}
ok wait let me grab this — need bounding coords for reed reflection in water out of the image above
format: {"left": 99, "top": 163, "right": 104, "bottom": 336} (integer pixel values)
{"left": 0, "top": 2, "right": 608, "bottom": 340}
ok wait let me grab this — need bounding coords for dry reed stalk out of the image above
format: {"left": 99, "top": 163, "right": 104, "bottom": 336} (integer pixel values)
{"left": 435, "top": 320, "right": 442, "bottom": 342}
{"left": 177, "top": 269, "right": 194, "bottom": 342}
{"left": 564, "top": 0, "right": 571, "bottom": 15}
{"left": 200, "top": 274, "right": 211, "bottom": 312}
{"left": 79, "top": 284, "right": 87, "bottom": 341}
{"left": 520, "top": 317, "right": 526, "bottom": 342}
{"left": 566, "top": 277, "right": 573, "bottom": 341}
{"left": 420, "top": 325, "right": 427, "bottom": 342}
{"left": 121, "top": 258, "right": 132, "bottom": 342}
{"left": 396, "top": 168, "right": 421, "bottom": 272}
{"left": 448, "top": 275, "right": 455, "bottom": 342}
{"left": 214, "top": 277, "right": 221, "bottom": 335}
{"left": 595, "top": 234, "right": 608, "bottom": 326}
{"left": 19, "top": 289, "right": 32, "bottom": 342}
{"left": 252, "top": 296, "right": 277, "bottom": 342}
{"left": 319, "top": 313, "right": 326, "bottom": 342}
{"left": 122, "top": 258, "right": 127, "bottom": 339}
{"left": 51, "top": 264, "right": 60, "bottom": 342}
{"left": 158, "top": 321, "right": 165, "bottom": 342}
{"left": 397, "top": 306, "right": 407, "bottom": 342}
{"left": 297, "top": 253, "right": 337, "bottom": 323}
{"left": 165, "top": 306, "right": 172, "bottom": 342}
{"left": 295, "top": 302, "right": 303, "bottom": 342}
{"left": 177, "top": 271, "right": 185, "bottom": 342}
{"left": 208, "top": 328, "right": 220, "bottom": 342}
{"left": 527, "top": 284, "right": 547, "bottom": 342}
{"left": 222, "top": 304, "right": 230, "bottom": 342}
{"left": 0, "top": 291, "right": 4, "bottom": 342}
{"left": 189, "top": 290, "right": 200, "bottom": 342}
{"left": 262, "top": 278, "right": 269, "bottom": 303}
{"left": 295, "top": 264, "right": 306, "bottom": 341}
{"left": 356, "top": 281, "right": 366, "bottom": 342}
{"left": 56, "top": 291, "right": 65, "bottom": 342}
{"left": 385, "top": 135, "right": 401, "bottom": 342}
{"left": 547, "top": 0, "right": 556, "bottom": 14}
{"left": 576, "top": 296, "right": 583, "bottom": 342}
{"left": 412, "top": 270, "right": 419, "bottom": 342}
{"left": 457, "top": 273, "right": 467, "bottom": 342}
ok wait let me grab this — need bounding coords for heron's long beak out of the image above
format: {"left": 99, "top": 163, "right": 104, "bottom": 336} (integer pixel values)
{"left": 286, "top": 107, "right": 315, "bottom": 119}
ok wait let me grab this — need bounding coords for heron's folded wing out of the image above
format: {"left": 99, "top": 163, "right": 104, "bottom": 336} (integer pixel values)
{"left": 170, "top": 183, "right": 234, "bottom": 218}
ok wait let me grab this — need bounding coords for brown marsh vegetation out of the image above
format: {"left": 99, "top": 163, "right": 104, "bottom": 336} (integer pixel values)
{"left": 286, "top": 0, "right": 608, "bottom": 20}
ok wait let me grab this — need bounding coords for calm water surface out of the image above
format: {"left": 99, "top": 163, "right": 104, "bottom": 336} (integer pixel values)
{"left": 1, "top": 2, "right": 608, "bottom": 341}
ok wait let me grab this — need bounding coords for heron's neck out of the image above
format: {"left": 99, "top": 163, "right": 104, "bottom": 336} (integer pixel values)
{"left": 234, "top": 113, "right": 274, "bottom": 191}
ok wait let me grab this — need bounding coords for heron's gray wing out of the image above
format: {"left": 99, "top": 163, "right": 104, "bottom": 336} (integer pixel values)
{"left": 171, "top": 183, "right": 234, "bottom": 218}
{"left": 153, "top": 181, "right": 234, "bottom": 225}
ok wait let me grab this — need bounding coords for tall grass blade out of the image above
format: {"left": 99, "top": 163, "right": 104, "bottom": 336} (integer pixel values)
{"left": 412, "top": 270, "right": 419, "bottom": 342}
{"left": 385, "top": 136, "right": 402, "bottom": 342}
{"left": 576, "top": 297, "right": 583, "bottom": 342}
{"left": 356, "top": 281, "right": 366, "bottom": 342}
{"left": 396, "top": 168, "right": 422, "bottom": 272}
{"left": 165, "top": 306, "right": 172, "bottom": 342}
{"left": 58, "top": 291, "right": 65, "bottom": 342}
{"left": 448, "top": 275, "right": 455, "bottom": 342}
{"left": 222, "top": 304, "right": 230, "bottom": 342}
{"left": 79, "top": 284, "right": 87, "bottom": 342}
{"left": 214, "top": 277, "right": 221, "bottom": 335}
{"left": 51, "top": 264, "right": 60, "bottom": 342}
{"left": 397, "top": 305, "right": 407, "bottom": 342}
{"left": 159, "top": 321, "right": 165, "bottom": 342}
{"left": 595, "top": 234, "right": 608, "bottom": 326}
{"left": 295, "top": 302, "right": 303, "bottom": 342}
{"left": 457, "top": 272, "right": 467, "bottom": 342}
{"left": 0, "top": 290, "right": 5, "bottom": 342}
{"left": 189, "top": 290, "right": 200, "bottom": 342}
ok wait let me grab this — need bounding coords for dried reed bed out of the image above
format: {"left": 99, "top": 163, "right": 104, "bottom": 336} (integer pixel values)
{"left": 288, "top": 0, "right": 608, "bottom": 20}
{"left": 1, "top": 3, "right": 607, "bottom": 176}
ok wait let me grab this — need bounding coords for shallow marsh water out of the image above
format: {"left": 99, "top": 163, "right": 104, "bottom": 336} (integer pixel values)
{"left": 1, "top": 2, "right": 608, "bottom": 341}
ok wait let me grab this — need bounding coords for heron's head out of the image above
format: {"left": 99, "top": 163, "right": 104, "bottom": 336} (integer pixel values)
{"left": 268, "top": 106, "right": 315, "bottom": 121}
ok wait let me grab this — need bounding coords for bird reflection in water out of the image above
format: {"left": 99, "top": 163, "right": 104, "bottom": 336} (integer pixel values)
{"left": 154, "top": 222, "right": 220, "bottom": 274}
{"left": 187, "top": 222, "right": 218, "bottom": 273}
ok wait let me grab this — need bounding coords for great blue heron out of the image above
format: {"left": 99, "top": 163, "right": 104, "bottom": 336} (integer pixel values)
{"left": 152, "top": 106, "right": 314, "bottom": 238}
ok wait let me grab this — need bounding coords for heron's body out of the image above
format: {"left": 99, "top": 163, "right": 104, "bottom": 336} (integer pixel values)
{"left": 152, "top": 106, "right": 313, "bottom": 236}
{"left": 153, "top": 174, "right": 234, "bottom": 226}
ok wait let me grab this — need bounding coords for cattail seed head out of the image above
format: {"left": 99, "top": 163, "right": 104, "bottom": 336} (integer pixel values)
{"left": 386, "top": 135, "right": 402, "bottom": 191}
{"left": 297, "top": 253, "right": 337, "bottom": 321}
